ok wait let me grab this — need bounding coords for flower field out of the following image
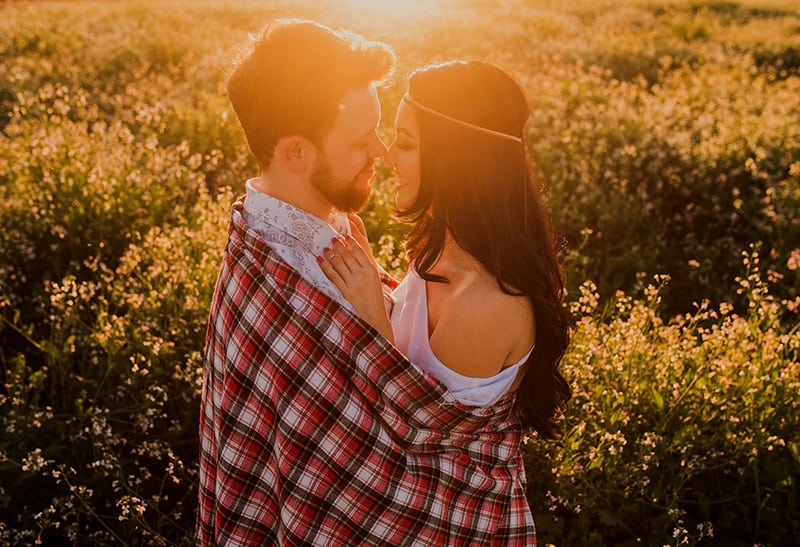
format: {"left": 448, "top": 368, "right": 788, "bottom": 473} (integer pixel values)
{"left": 1, "top": 0, "right": 798, "bottom": 545}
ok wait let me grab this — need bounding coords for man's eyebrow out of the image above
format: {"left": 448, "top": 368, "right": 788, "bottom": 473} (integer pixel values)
{"left": 357, "top": 125, "right": 378, "bottom": 140}
{"left": 397, "top": 127, "right": 417, "bottom": 140}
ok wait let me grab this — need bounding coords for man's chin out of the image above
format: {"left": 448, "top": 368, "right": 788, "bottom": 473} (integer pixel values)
{"left": 333, "top": 190, "right": 370, "bottom": 213}
{"left": 350, "top": 178, "right": 373, "bottom": 211}
{"left": 324, "top": 173, "right": 374, "bottom": 213}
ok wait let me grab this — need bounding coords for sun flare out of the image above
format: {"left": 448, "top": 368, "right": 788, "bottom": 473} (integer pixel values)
{"left": 333, "top": 0, "right": 452, "bottom": 20}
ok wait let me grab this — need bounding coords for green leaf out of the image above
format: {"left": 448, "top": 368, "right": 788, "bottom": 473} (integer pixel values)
{"left": 651, "top": 387, "right": 664, "bottom": 410}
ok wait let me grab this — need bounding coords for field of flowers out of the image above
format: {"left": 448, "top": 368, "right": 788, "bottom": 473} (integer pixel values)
{"left": 1, "top": 0, "right": 798, "bottom": 545}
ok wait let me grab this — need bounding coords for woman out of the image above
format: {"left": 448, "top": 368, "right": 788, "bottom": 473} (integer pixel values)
{"left": 319, "top": 60, "right": 570, "bottom": 439}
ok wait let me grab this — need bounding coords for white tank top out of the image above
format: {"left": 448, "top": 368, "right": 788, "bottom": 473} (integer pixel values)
{"left": 390, "top": 270, "right": 533, "bottom": 407}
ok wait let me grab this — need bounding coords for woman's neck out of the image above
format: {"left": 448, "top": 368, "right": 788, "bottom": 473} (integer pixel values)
{"left": 430, "top": 233, "right": 485, "bottom": 280}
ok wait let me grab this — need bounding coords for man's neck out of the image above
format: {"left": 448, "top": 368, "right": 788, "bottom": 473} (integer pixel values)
{"left": 252, "top": 173, "right": 333, "bottom": 222}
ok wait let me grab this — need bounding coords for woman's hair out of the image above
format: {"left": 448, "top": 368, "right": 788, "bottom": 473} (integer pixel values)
{"left": 227, "top": 19, "right": 395, "bottom": 169}
{"left": 401, "top": 60, "right": 570, "bottom": 439}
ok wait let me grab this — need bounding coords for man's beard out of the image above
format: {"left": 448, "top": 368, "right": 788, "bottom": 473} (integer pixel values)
{"left": 310, "top": 154, "right": 371, "bottom": 213}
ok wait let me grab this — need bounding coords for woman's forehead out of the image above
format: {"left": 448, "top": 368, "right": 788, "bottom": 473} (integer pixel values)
{"left": 395, "top": 99, "right": 418, "bottom": 134}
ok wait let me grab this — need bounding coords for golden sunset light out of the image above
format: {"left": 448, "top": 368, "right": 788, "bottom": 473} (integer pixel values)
{"left": 2, "top": 0, "right": 800, "bottom": 545}
{"left": 335, "top": 0, "right": 451, "bottom": 15}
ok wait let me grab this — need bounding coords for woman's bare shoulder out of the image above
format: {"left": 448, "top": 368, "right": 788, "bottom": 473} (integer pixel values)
{"left": 429, "top": 276, "right": 535, "bottom": 378}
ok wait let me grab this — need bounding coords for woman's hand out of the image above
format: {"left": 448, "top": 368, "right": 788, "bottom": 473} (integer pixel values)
{"left": 346, "top": 213, "right": 378, "bottom": 269}
{"left": 318, "top": 236, "right": 395, "bottom": 344}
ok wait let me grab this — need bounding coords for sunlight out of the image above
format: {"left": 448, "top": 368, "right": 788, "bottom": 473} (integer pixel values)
{"left": 330, "top": 0, "right": 453, "bottom": 21}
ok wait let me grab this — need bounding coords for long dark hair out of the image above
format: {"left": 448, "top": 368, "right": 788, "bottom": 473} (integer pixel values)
{"left": 400, "top": 60, "right": 570, "bottom": 438}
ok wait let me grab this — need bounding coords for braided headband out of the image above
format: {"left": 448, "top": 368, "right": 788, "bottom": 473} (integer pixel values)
{"left": 403, "top": 93, "right": 523, "bottom": 144}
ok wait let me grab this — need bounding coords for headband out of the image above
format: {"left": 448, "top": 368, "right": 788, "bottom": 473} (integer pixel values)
{"left": 403, "top": 93, "right": 523, "bottom": 144}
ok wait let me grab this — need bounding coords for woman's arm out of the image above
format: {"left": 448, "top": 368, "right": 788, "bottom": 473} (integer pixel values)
{"left": 318, "top": 236, "right": 395, "bottom": 344}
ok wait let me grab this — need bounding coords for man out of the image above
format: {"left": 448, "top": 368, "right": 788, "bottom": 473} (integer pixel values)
{"left": 197, "top": 19, "right": 396, "bottom": 544}
{"left": 199, "top": 19, "right": 535, "bottom": 546}
{"left": 222, "top": 18, "right": 391, "bottom": 307}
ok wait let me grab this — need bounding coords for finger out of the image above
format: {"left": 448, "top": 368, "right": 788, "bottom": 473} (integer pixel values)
{"left": 329, "top": 240, "right": 361, "bottom": 274}
{"left": 346, "top": 215, "right": 376, "bottom": 253}
{"left": 334, "top": 237, "right": 368, "bottom": 270}
{"left": 325, "top": 247, "right": 354, "bottom": 278}
{"left": 346, "top": 215, "right": 373, "bottom": 250}
{"left": 319, "top": 244, "right": 348, "bottom": 278}
{"left": 347, "top": 213, "right": 368, "bottom": 238}
{"left": 347, "top": 236, "right": 372, "bottom": 269}
{"left": 317, "top": 254, "right": 348, "bottom": 289}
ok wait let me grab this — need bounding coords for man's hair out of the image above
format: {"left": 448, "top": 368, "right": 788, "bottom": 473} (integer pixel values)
{"left": 227, "top": 19, "right": 395, "bottom": 169}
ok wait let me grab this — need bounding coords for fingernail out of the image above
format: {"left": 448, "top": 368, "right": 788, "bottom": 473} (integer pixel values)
{"left": 316, "top": 255, "right": 325, "bottom": 263}
{"left": 331, "top": 237, "right": 340, "bottom": 245}
{"left": 345, "top": 234, "right": 353, "bottom": 241}
{"left": 323, "top": 247, "right": 330, "bottom": 253}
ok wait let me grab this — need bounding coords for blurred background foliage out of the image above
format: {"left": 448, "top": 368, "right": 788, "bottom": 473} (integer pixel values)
{"left": 0, "top": 0, "right": 798, "bottom": 544}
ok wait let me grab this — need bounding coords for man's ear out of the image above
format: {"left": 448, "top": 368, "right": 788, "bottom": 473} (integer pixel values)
{"left": 274, "top": 136, "right": 317, "bottom": 174}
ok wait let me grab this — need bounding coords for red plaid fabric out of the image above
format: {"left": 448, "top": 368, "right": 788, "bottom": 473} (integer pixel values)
{"left": 197, "top": 198, "right": 537, "bottom": 546}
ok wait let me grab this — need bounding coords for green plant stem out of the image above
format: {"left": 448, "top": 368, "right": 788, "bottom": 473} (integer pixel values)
{"left": 0, "top": 312, "right": 45, "bottom": 354}
{"left": 753, "top": 457, "right": 762, "bottom": 539}
{"left": 59, "top": 466, "right": 127, "bottom": 545}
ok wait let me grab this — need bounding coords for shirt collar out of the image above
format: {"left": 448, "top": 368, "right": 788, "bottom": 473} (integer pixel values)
{"left": 243, "top": 177, "right": 351, "bottom": 255}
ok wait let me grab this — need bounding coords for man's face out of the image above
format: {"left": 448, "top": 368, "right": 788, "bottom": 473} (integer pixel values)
{"left": 311, "top": 84, "right": 387, "bottom": 212}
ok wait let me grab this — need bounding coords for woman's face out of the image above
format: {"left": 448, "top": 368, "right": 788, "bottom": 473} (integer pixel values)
{"left": 385, "top": 98, "right": 421, "bottom": 210}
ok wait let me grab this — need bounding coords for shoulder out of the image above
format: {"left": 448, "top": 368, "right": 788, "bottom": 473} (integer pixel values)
{"left": 429, "top": 275, "right": 535, "bottom": 378}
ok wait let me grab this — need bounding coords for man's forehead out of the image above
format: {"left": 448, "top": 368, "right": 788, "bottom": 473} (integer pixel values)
{"left": 335, "top": 85, "right": 380, "bottom": 134}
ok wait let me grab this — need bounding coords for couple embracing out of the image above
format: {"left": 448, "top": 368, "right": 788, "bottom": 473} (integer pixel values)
{"left": 198, "top": 18, "right": 570, "bottom": 546}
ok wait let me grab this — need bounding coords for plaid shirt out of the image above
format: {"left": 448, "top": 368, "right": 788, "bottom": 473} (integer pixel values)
{"left": 197, "top": 198, "right": 536, "bottom": 546}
